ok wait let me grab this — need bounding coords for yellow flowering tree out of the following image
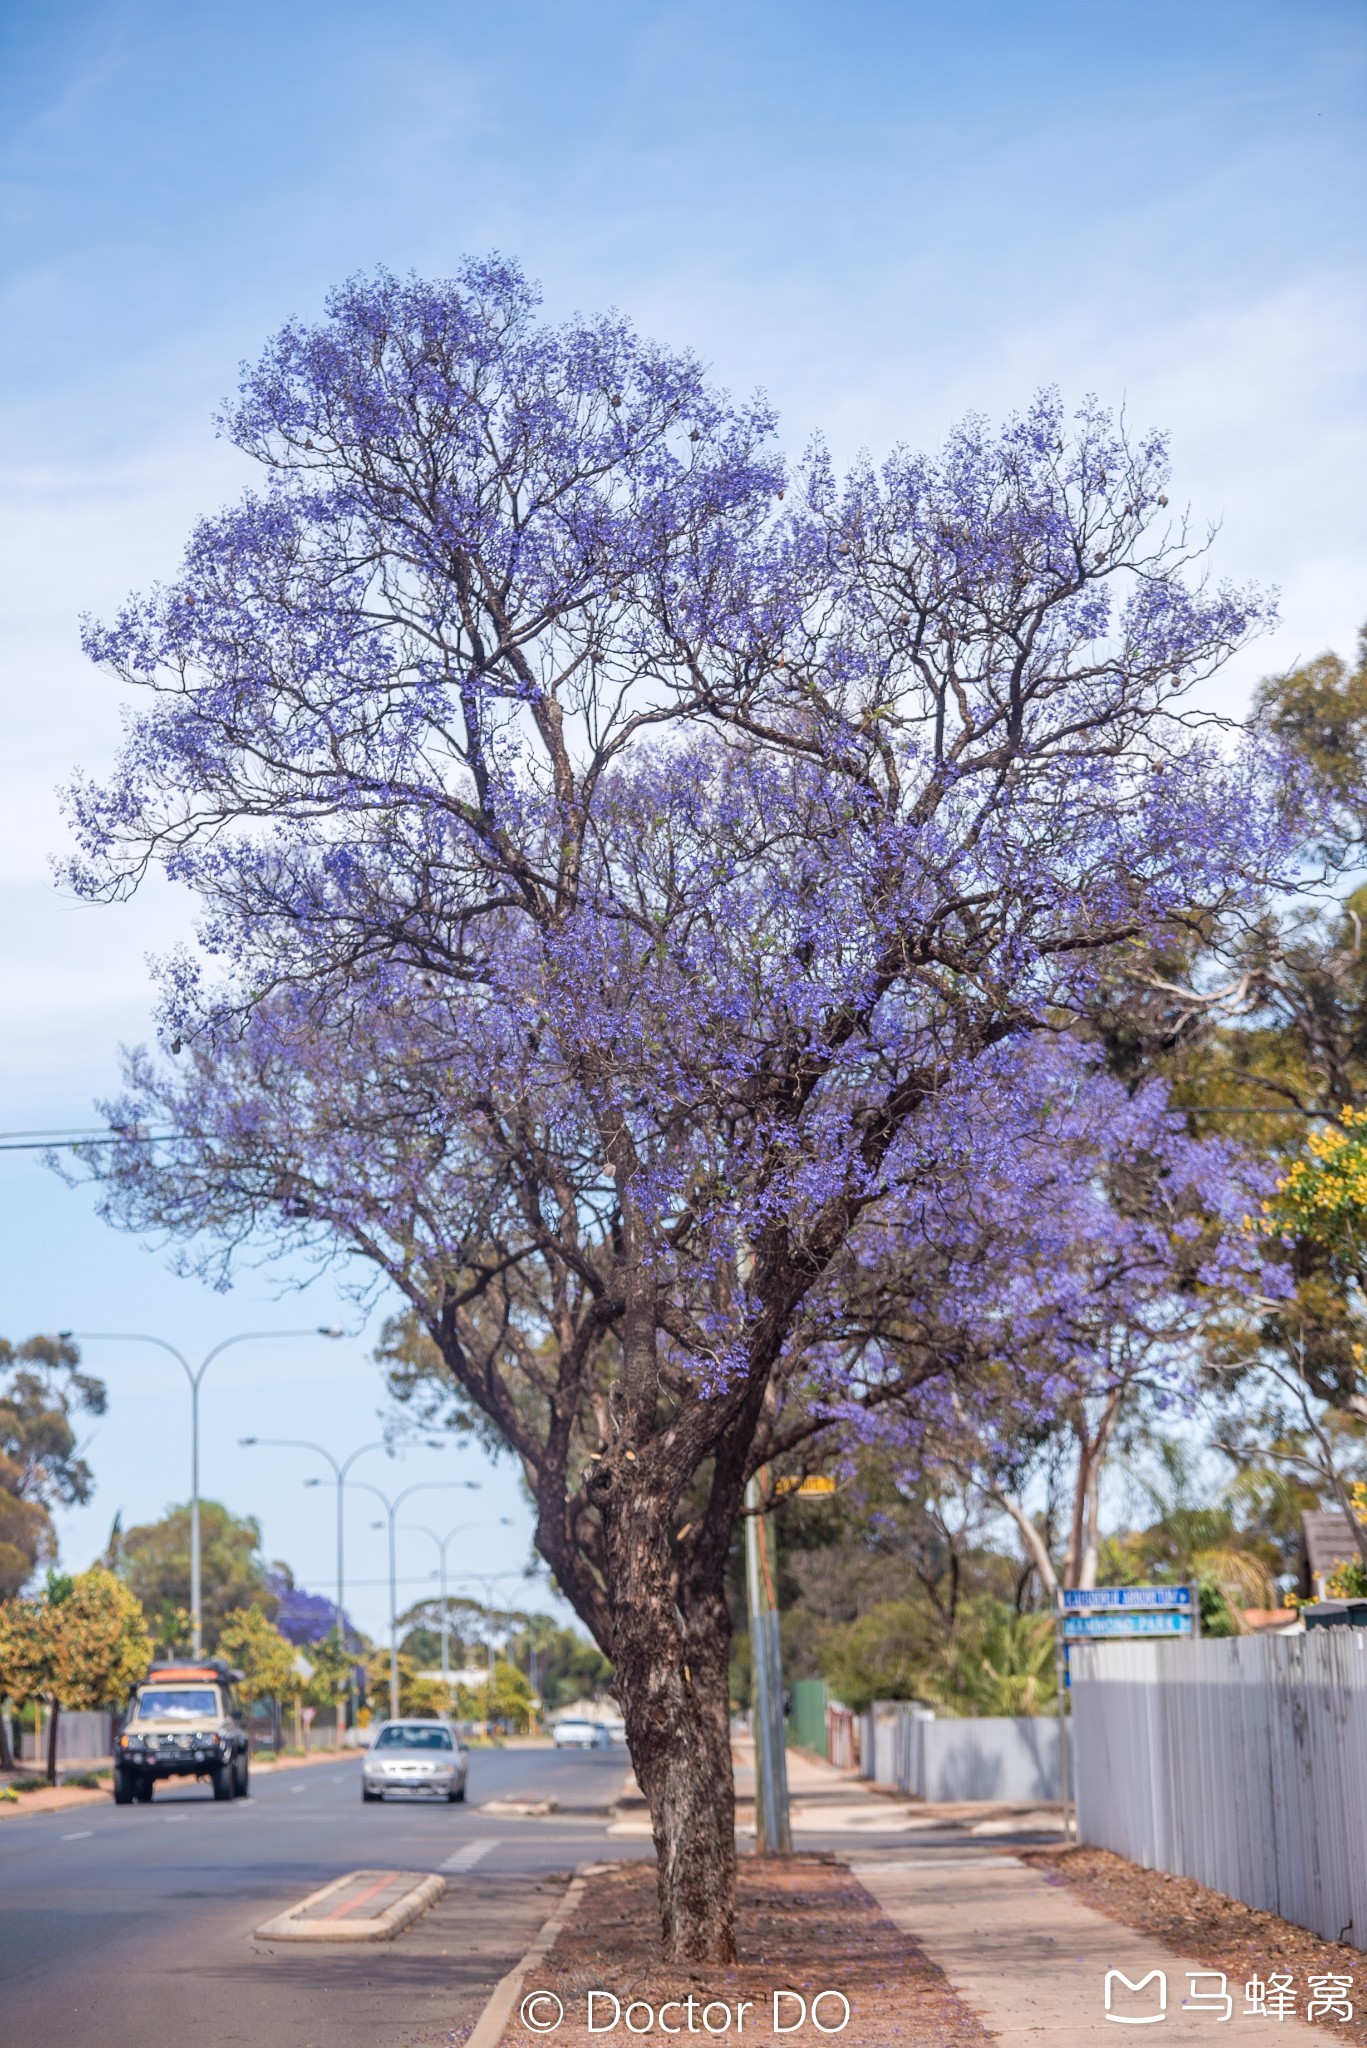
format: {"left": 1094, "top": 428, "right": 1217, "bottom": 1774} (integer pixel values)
{"left": 1327, "top": 1481, "right": 1367, "bottom": 1599}
{"left": 0, "top": 1567, "right": 151, "bottom": 1781}
{"left": 217, "top": 1604, "right": 295, "bottom": 1744}
{"left": 1264, "top": 1109, "right": 1367, "bottom": 1268}
{"left": 1260, "top": 1128, "right": 1367, "bottom": 1582}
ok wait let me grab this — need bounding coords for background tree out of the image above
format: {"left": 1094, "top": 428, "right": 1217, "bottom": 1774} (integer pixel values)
{"left": 0, "top": 1566, "right": 151, "bottom": 1782}
{"left": 362, "top": 1645, "right": 445, "bottom": 1720}
{"left": 485, "top": 1656, "right": 534, "bottom": 1732}
{"left": 65, "top": 263, "right": 1287, "bottom": 1959}
{"left": 301, "top": 1627, "right": 361, "bottom": 1742}
{"left": 111, "top": 1501, "right": 280, "bottom": 1653}
{"left": 216, "top": 1604, "right": 296, "bottom": 1743}
{"left": 1143, "top": 633, "right": 1367, "bottom": 1443}
{"left": 0, "top": 1335, "right": 106, "bottom": 1599}
{"left": 266, "top": 1567, "right": 363, "bottom": 1651}
{"left": 398, "top": 1594, "right": 611, "bottom": 1708}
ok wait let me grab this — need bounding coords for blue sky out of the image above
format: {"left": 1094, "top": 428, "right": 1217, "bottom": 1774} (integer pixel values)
{"left": 1, "top": 0, "right": 1363, "bottom": 1639}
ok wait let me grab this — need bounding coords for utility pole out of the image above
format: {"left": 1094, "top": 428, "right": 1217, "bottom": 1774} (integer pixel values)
{"left": 744, "top": 1473, "right": 791, "bottom": 1853}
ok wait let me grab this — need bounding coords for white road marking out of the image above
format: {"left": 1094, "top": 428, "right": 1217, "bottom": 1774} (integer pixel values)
{"left": 440, "top": 1838, "right": 499, "bottom": 1872}
{"left": 163, "top": 1813, "right": 188, "bottom": 1822}
{"left": 290, "top": 1785, "right": 305, "bottom": 1795}
{"left": 62, "top": 1830, "right": 93, "bottom": 1841}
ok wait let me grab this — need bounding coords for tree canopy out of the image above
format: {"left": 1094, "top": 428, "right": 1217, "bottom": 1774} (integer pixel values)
{"left": 0, "top": 1336, "right": 106, "bottom": 1598}
{"left": 110, "top": 1500, "right": 279, "bottom": 1653}
{"left": 0, "top": 1566, "right": 151, "bottom": 1780}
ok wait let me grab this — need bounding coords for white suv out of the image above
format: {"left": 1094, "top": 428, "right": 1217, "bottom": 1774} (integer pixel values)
{"left": 552, "top": 1717, "right": 611, "bottom": 1749}
{"left": 361, "top": 1719, "right": 468, "bottom": 1801}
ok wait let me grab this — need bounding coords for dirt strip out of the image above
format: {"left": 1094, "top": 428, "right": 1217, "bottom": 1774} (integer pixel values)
{"left": 1022, "top": 1848, "right": 1367, "bottom": 2047}
{"left": 493, "top": 1854, "right": 993, "bottom": 2048}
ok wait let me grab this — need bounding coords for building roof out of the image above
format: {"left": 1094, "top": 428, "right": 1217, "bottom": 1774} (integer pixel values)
{"left": 1302, "top": 1509, "right": 1359, "bottom": 1572}
{"left": 1241, "top": 1608, "right": 1300, "bottom": 1634}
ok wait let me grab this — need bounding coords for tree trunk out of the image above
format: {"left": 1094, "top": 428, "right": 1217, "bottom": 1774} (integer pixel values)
{"left": 0, "top": 1704, "right": 14, "bottom": 1773}
{"left": 595, "top": 1468, "right": 737, "bottom": 1963}
{"left": 45, "top": 1699, "right": 61, "bottom": 1785}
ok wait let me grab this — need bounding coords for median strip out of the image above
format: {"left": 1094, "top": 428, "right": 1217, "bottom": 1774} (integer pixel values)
{"left": 253, "top": 1868, "right": 445, "bottom": 1943}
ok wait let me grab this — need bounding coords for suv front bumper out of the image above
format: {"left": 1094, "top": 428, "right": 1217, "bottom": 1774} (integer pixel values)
{"left": 119, "top": 1740, "right": 237, "bottom": 1779}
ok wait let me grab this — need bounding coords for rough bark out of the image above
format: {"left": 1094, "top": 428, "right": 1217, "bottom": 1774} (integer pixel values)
{"left": 45, "top": 1699, "right": 60, "bottom": 1785}
{"left": 589, "top": 1455, "right": 738, "bottom": 1962}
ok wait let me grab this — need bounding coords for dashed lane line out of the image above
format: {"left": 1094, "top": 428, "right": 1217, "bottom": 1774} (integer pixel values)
{"left": 440, "top": 1838, "right": 500, "bottom": 1872}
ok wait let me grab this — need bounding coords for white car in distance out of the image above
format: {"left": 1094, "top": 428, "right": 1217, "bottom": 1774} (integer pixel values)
{"left": 362, "top": 1719, "right": 469, "bottom": 1801}
{"left": 552, "top": 1717, "right": 612, "bottom": 1749}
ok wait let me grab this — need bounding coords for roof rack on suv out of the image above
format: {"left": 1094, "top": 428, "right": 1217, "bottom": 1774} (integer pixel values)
{"left": 145, "top": 1660, "right": 245, "bottom": 1683}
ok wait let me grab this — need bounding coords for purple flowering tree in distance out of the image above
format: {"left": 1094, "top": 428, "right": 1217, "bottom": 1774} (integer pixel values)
{"left": 63, "top": 260, "right": 1291, "bottom": 1958}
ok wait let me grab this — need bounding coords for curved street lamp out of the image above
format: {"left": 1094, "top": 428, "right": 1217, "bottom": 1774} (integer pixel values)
{"left": 402, "top": 1518, "right": 514, "bottom": 1689}
{"left": 64, "top": 1325, "right": 342, "bottom": 1655}
{"left": 354, "top": 1479, "right": 481, "bottom": 1719}
{"left": 239, "top": 1433, "right": 388, "bottom": 1730}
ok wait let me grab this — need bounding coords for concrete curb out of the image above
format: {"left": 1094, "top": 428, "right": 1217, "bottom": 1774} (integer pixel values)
{"left": 464, "top": 1864, "right": 603, "bottom": 2048}
{"left": 0, "top": 1784, "right": 108, "bottom": 1820}
{"left": 253, "top": 1869, "right": 445, "bottom": 1943}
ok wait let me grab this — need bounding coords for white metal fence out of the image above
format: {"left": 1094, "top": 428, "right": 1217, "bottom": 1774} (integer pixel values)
{"left": 863, "top": 1702, "right": 1061, "bottom": 1802}
{"left": 1071, "top": 1630, "right": 1367, "bottom": 1950}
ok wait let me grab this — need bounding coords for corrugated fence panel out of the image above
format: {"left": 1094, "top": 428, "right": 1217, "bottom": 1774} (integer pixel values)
{"left": 861, "top": 1705, "right": 1059, "bottom": 1801}
{"left": 19, "top": 1710, "right": 112, "bottom": 1762}
{"left": 1072, "top": 1632, "right": 1367, "bottom": 1949}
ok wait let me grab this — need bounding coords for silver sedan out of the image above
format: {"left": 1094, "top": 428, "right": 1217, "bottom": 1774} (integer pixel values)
{"left": 361, "top": 1719, "right": 469, "bottom": 1802}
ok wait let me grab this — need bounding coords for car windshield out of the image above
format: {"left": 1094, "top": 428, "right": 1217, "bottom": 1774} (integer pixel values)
{"left": 134, "top": 1688, "right": 219, "bottom": 1719}
{"left": 375, "top": 1725, "right": 453, "bottom": 1750}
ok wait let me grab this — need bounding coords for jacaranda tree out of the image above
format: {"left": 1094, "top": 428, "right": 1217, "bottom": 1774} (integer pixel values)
{"left": 64, "top": 259, "right": 1289, "bottom": 1957}
{"left": 848, "top": 1036, "right": 1278, "bottom": 1596}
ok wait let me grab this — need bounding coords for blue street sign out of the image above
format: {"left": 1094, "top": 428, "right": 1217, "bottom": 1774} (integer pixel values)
{"left": 1060, "top": 1585, "right": 1193, "bottom": 1611}
{"left": 1062, "top": 1610, "right": 1196, "bottom": 1640}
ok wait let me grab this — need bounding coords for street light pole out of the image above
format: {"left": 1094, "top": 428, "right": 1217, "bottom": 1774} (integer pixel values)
{"left": 67, "top": 1326, "right": 342, "bottom": 1656}
{"left": 354, "top": 1481, "right": 479, "bottom": 1720}
{"left": 402, "top": 1518, "right": 511, "bottom": 1691}
{"left": 240, "top": 1435, "right": 387, "bottom": 1729}
{"left": 456, "top": 1570, "right": 526, "bottom": 1688}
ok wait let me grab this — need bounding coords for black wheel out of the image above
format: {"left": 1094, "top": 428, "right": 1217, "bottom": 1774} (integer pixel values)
{"left": 362, "top": 1786, "right": 381, "bottom": 1803}
{"left": 211, "top": 1760, "right": 234, "bottom": 1801}
{"left": 234, "top": 1753, "right": 249, "bottom": 1798}
{"left": 113, "top": 1767, "right": 133, "bottom": 1806}
{"left": 448, "top": 1781, "right": 466, "bottom": 1803}
{"left": 134, "top": 1774, "right": 155, "bottom": 1803}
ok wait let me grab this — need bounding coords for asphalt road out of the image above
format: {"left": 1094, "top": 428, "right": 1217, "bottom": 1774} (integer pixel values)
{"left": 0, "top": 1744, "right": 645, "bottom": 2048}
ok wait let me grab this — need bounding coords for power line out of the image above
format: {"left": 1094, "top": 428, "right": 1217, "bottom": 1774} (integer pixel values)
{"left": 0, "top": 1102, "right": 1335, "bottom": 1157}
{"left": 0, "top": 1131, "right": 174, "bottom": 1153}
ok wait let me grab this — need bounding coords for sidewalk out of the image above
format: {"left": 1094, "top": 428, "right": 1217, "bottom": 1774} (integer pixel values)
{"left": 597, "top": 1748, "right": 1340, "bottom": 2048}
{"left": 739, "top": 1734, "right": 1066, "bottom": 1839}
{"left": 609, "top": 1739, "right": 1066, "bottom": 1840}
{"left": 854, "top": 1855, "right": 1331, "bottom": 2048}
